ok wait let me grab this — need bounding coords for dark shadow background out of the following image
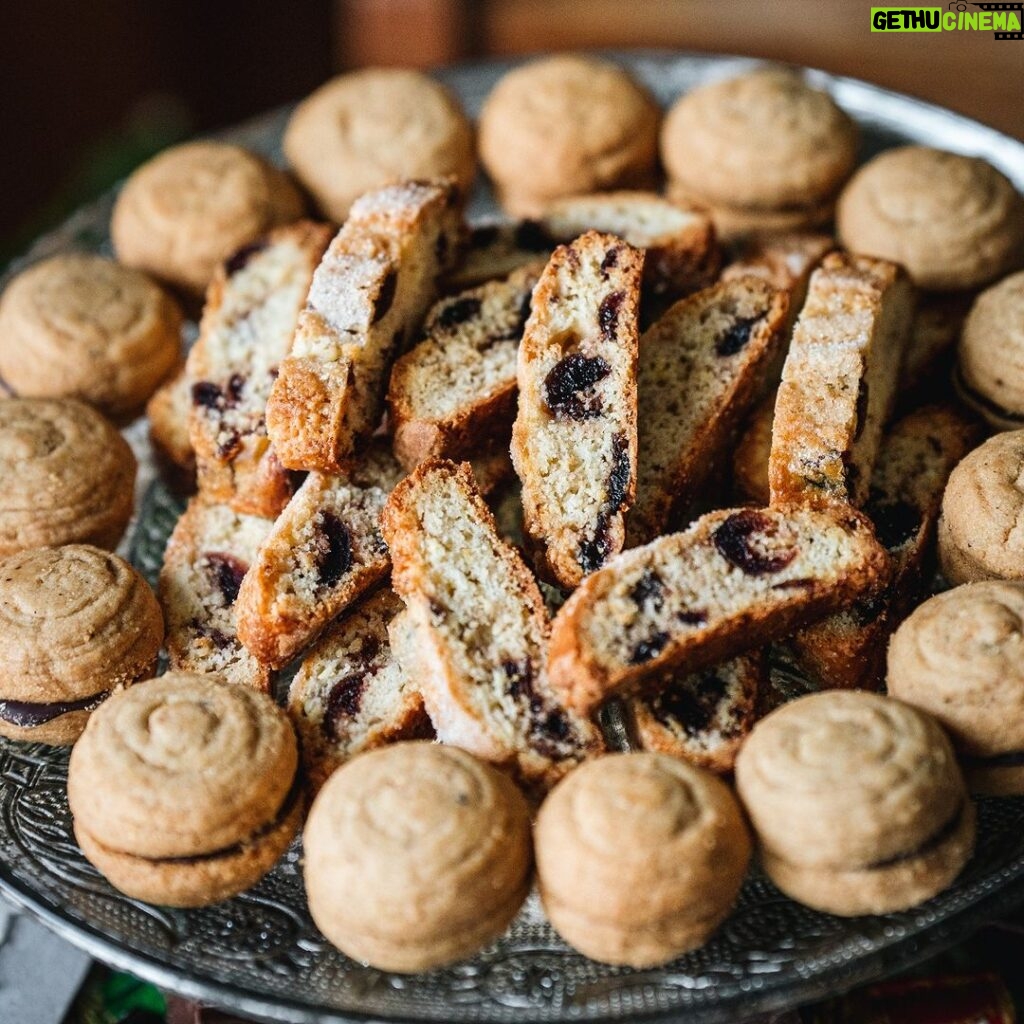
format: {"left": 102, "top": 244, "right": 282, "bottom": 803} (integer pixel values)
{"left": 2, "top": 0, "right": 1021, "bottom": 265}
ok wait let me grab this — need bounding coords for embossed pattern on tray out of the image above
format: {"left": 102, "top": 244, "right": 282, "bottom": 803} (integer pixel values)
{"left": 2, "top": 52, "right": 1024, "bottom": 1024}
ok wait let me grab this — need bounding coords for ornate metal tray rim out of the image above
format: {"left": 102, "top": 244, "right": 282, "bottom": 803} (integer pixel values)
{"left": 2, "top": 49, "right": 1024, "bottom": 1024}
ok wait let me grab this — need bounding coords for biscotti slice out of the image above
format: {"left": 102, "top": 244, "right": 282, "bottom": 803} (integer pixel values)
{"left": 446, "top": 220, "right": 555, "bottom": 291}
{"left": 733, "top": 390, "right": 777, "bottom": 506}
{"left": 790, "top": 406, "right": 980, "bottom": 690}
{"left": 548, "top": 505, "right": 888, "bottom": 713}
{"left": 147, "top": 367, "right": 195, "bottom": 490}
{"left": 627, "top": 277, "right": 789, "bottom": 546}
{"left": 266, "top": 180, "right": 463, "bottom": 473}
{"left": 627, "top": 652, "right": 764, "bottom": 773}
{"left": 539, "top": 192, "right": 719, "bottom": 298}
{"left": 381, "top": 459, "right": 604, "bottom": 788}
{"left": 288, "top": 588, "right": 431, "bottom": 794}
{"left": 235, "top": 441, "right": 405, "bottom": 669}
{"left": 388, "top": 263, "right": 543, "bottom": 469}
{"left": 721, "top": 232, "right": 834, "bottom": 297}
{"left": 187, "top": 221, "right": 332, "bottom": 517}
{"left": 511, "top": 230, "right": 644, "bottom": 588}
{"left": 159, "top": 498, "right": 273, "bottom": 691}
{"left": 769, "top": 252, "right": 913, "bottom": 509}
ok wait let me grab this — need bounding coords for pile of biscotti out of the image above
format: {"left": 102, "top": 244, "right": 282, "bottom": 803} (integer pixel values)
{"left": 4, "top": 56, "right": 1024, "bottom": 974}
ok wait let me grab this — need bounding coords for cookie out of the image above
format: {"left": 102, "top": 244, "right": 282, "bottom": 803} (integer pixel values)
{"left": 159, "top": 498, "right": 273, "bottom": 691}
{"left": 888, "top": 582, "right": 1024, "bottom": 795}
{"left": 0, "top": 398, "right": 136, "bottom": 558}
{"left": 235, "top": 441, "right": 404, "bottom": 669}
{"left": 304, "top": 742, "right": 532, "bottom": 972}
{"left": 735, "top": 691, "right": 974, "bottom": 916}
{"left": 628, "top": 275, "right": 789, "bottom": 546}
{"left": 938, "top": 429, "right": 1024, "bottom": 584}
{"left": 284, "top": 68, "right": 476, "bottom": 222}
{"left": 382, "top": 460, "right": 604, "bottom": 789}
{"left": 478, "top": 55, "right": 661, "bottom": 216}
{"left": 69, "top": 672, "right": 301, "bottom": 907}
{"left": 837, "top": 146, "right": 1024, "bottom": 291}
{"left": 769, "top": 253, "right": 913, "bottom": 509}
{"left": 903, "top": 293, "right": 970, "bottom": 398}
{"left": 266, "top": 179, "right": 462, "bottom": 473}
{"left": 790, "top": 406, "right": 979, "bottom": 690}
{"left": 535, "top": 752, "right": 750, "bottom": 966}
{"left": 627, "top": 653, "right": 763, "bottom": 773}
{"left": 388, "top": 263, "right": 543, "bottom": 470}
{"left": 287, "top": 588, "right": 431, "bottom": 794}
{"left": 662, "top": 69, "right": 857, "bottom": 232}
{"left": 112, "top": 141, "right": 304, "bottom": 296}
{"left": 667, "top": 183, "right": 836, "bottom": 240}
{"left": 511, "top": 231, "right": 644, "bottom": 588}
{"left": 0, "top": 254, "right": 183, "bottom": 423}
{"left": 187, "top": 221, "right": 332, "bottom": 517}
{"left": 0, "top": 546, "right": 162, "bottom": 744}
{"left": 147, "top": 368, "right": 196, "bottom": 491}
{"left": 548, "top": 505, "right": 887, "bottom": 714}
{"left": 957, "top": 270, "right": 1024, "bottom": 430}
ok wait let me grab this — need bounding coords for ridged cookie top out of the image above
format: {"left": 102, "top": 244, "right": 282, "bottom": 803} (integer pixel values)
{"left": 661, "top": 69, "right": 857, "bottom": 210}
{"left": 304, "top": 743, "right": 531, "bottom": 939}
{"left": 0, "top": 254, "right": 183, "bottom": 421}
{"left": 888, "top": 582, "right": 1024, "bottom": 756}
{"left": 68, "top": 673, "right": 298, "bottom": 860}
{"left": 735, "top": 691, "right": 965, "bottom": 870}
{"left": 0, "top": 546, "right": 162, "bottom": 702}
{"left": 837, "top": 146, "right": 1024, "bottom": 291}
{"left": 0, "top": 399, "right": 136, "bottom": 557}
{"left": 536, "top": 753, "right": 750, "bottom": 919}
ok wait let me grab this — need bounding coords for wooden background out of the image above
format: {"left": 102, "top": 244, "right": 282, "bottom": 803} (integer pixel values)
{"left": 2, "top": 0, "right": 1020, "bottom": 261}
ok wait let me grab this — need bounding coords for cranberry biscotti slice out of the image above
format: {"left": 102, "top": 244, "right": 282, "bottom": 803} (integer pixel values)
{"left": 626, "top": 276, "right": 789, "bottom": 546}
{"left": 548, "top": 505, "right": 888, "bottom": 714}
{"left": 235, "top": 441, "right": 405, "bottom": 669}
{"left": 159, "top": 498, "right": 273, "bottom": 691}
{"left": 789, "top": 406, "right": 980, "bottom": 690}
{"left": 626, "top": 652, "right": 765, "bottom": 773}
{"left": 381, "top": 459, "right": 604, "bottom": 788}
{"left": 511, "top": 230, "right": 644, "bottom": 589}
{"left": 388, "top": 262, "right": 543, "bottom": 470}
{"left": 768, "top": 252, "right": 914, "bottom": 509}
{"left": 266, "top": 180, "right": 463, "bottom": 473}
{"left": 287, "top": 587, "right": 430, "bottom": 794}
{"left": 187, "top": 221, "right": 331, "bottom": 517}
{"left": 147, "top": 367, "right": 195, "bottom": 490}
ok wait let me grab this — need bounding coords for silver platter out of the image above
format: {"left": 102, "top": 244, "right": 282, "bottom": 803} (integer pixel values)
{"left": 2, "top": 51, "right": 1024, "bottom": 1024}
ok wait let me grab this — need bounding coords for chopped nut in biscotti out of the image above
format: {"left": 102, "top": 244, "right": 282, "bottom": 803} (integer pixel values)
{"left": 187, "top": 221, "right": 331, "bottom": 517}
{"left": 266, "top": 180, "right": 463, "bottom": 474}
{"left": 548, "top": 504, "right": 887, "bottom": 714}
{"left": 627, "top": 652, "right": 764, "bottom": 773}
{"left": 789, "top": 405, "right": 980, "bottom": 690}
{"left": 627, "top": 276, "right": 789, "bottom": 546}
{"left": 768, "top": 252, "right": 914, "bottom": 509}
{"left": 511, "top": 230, "right": 644, "bottom": 589}
{"left": 381, "top": 459, "right": 603, "bottom": 789}
{"left": 288, "top": 587, "right": 431, "bottom": 794}
{"left": 388, "top": 263, "right": 543, "bottom": 470}
{"left": 159, "top": 498, "right": 273, "bottom": 691}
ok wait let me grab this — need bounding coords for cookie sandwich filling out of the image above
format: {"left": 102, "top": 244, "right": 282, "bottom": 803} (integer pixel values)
{"left": 0, "top": 691, "right": 111, "bottom": 728}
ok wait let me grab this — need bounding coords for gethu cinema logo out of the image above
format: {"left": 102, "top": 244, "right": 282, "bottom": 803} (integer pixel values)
{"left": 871, "top": 3, "right": 1023, "bottom": 31}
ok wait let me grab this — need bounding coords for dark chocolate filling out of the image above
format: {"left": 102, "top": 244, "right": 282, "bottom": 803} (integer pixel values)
{"left": 963, "top": 750, "right": 1024, "bottom": 769}
{"left": 0, "top": 691, "right": 110, "bottom": 728}
{"left": 865, "top": 801, "right": 965, "bottom": 871}
{"left": 954, "top": 366, "right": 1024, "bottom": 424}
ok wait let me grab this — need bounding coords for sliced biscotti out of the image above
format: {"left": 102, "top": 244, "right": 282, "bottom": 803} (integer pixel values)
{"left": 147, "top": 367, "right": 195, "bottom": 490}
{"left": 187, "top": 221, "right": 332, "bottom": 517}
{"left": 388, "top": 262, "right": 543, "bottom": 469}
{"left": 721, "top": 232, "right": 834, "bottom": 296}
{"left": 627, "top": 277, "right": 789, "bottom": 546}
{"left": 626, "top": 652, "right": 764, "bottom": 773}
{"left": 445, "top": 220, "right": 555, "bottom": 292}
{"left": 381, "top": 459, "right": 604, "bottom": 788}
{"left": 287, "top": 588, "right": 431, "bottom": 794}
{"left": 548, "top": 505, "right": 888, "bottom": 713}
{"left": 733, "top": 390, "right": 777, "bottom": 506}
{"left": 790, "top": 406, "right": 980, "bottom": 690}
{"left": 769, "top": 252, "right": 914, "bottom": 509}
{"left": 159, "top": 498, "right": 273, "bottom": 691}
{"left": 511, "top": 230, "right": 644, "bottom": 588}
{"left": 266, "top": 180, "right": 463, "bottom": 473}
{"left": 539, "top": 192, "right": 719, "bottom": 298}
{"left": 235, "top": 441, "right": 405, "bottom": 669}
